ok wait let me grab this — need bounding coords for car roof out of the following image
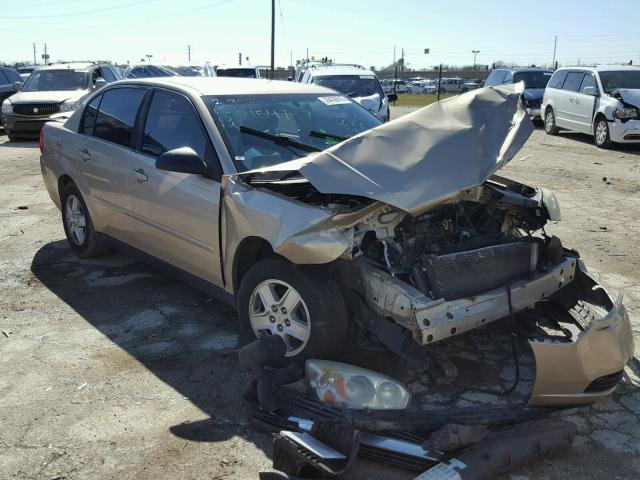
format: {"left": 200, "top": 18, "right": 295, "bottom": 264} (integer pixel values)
{"left": 114, "top": 76, "right": 339, "bottom": 96}
{"left": 308, "top": 65, "right": 374, "bottom": 77}
{"left": 555, "top": 65, "right": 640, "bottom": 73}
{"left": 37, "top": 62, "right": 96, "bottom": 71}
{"left": 493, "top": 67, "right": 550, "bottom": 73}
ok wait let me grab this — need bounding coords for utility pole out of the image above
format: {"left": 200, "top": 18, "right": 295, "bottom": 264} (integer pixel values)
{"left": 471, "top": 50, "right": 480, "bottom": 70}
{"left": 401, "top": 48, "right": 404, "bottom": 71}
{"left": 552, "top": 35, "right": 557, "bottom": 69}
{"left": 33, "top": 42, "right": 37, "bottom": 66}
{"left": 437, "top": 64, "right": 443, "bottom": 101}
{"left": 393, "top": 45, "right": 396, "bottom": 66}
{"left": 187, "top": 45, "right": 191, "bottom": 62}
{"left": 43, "top": 43, "right": 48, "bottom": 65}
{"left": 270, "top": 0, "right": 275, "bottom": 79}
{"left": 306, "top": 47, "right": 309, "bottom": 61}
{"left": 239, "top": 52, "right": 242, "bottom": 66}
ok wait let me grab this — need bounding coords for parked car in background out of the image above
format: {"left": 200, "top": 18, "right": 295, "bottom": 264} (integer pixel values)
{"left": 437, "top": 77, "right": 468, "bottom": 94}
{"left": 216, "top": 66, "right": 262, "bottom": 78}
{"left": 123, "top": 64, "right": 180, "bottom": 79}
{"left": 407, "top": 80, "right": 436, "bottom": 94}
{"left": 0, "top": 67, "right": 22, "bottom": 125}
{"left": 168, "top": 63, "right": 217, "bottom": 77}
{"left": 297, "top": 62, "right": 394, "bottom": 121}
{"left": 542, "top": 65, "right": 640, "bottom": 147}
{"left": 485, "top": 67, "right": 552, "bottom": 119}
{"left": 17, "top": 65, "right": 37, "bottom": 81}
{"left": 2, "top": 62, "right": 121, "bottom": 140}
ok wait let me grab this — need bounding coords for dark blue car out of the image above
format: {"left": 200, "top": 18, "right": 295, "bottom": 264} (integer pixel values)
{"left": 0, "top": 66, "right": 22, "bottom": 126}
{"left": 484, "top": 67, "right": 552, "bottom": 119}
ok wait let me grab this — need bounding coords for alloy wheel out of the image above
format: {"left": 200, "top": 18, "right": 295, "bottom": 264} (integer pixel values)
{"left": 248, "top": 279, "right": 311, "bottom": 357}
{"left": 595, "top": 120, "right": 608, "bottom": 146}
{"left": 545, "top": 111, "right": 555, "bottom": 133}
{"left": 65, "top": 194, "right": 87, "bottom": 245}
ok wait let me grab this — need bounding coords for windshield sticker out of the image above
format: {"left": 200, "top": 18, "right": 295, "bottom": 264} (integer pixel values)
{"left": 235, "top": 156, "right": 245, "bottom": 161}
{"left": 319, "top": 95, "right": 351, "bottom": 106}
{"left": 359, "top": 75, "right": 375, "bottom": 79}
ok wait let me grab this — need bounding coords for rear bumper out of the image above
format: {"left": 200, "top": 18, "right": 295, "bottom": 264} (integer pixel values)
{"left": 609, "top": 118, "right": 640, "bottom": 143}
{"left": 527, "top": 107, "right": 541, "bottom": 118}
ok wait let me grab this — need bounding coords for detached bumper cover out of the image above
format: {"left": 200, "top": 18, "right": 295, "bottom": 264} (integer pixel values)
{"left": 528, "top": 292, "right": 634, "bottom": 406}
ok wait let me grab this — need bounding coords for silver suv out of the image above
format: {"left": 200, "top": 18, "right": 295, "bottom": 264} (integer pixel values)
{"left": 2, "top": 62, "right": 121, "bottom": 140}
{"left": 541, "top": 65, "right": 640, "bottom": 147}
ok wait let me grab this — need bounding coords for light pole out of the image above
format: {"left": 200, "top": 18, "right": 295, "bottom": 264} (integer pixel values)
{"left": 270, "top": 0, "right": 275, "bottom": 79}
{"left": 471, "top": 50, "right": 480, "bottom": 70}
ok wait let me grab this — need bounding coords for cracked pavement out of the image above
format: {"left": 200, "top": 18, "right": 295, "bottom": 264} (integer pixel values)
{"left": 0, "top": 113, "right": 639, "bottom": 479}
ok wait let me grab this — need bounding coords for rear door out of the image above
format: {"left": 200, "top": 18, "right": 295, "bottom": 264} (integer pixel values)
{"left": 126, "top": 88, "right": 224, "bottom": 286}
{"left": 556, "top": 71, "right": 584, "bottom": 129}
{"left": 76, "top": 86, "right": 147, "bottom": 243}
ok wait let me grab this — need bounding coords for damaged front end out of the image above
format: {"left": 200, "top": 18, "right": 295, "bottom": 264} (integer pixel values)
{"left": 224, "top": 84, "right": 634, "bottom": 406}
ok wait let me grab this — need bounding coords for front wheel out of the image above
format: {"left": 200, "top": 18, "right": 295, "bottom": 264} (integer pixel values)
{"left": 237, "top": 257, "right": 348, "bottom": 360}
{"left": 594, "top": 117, "right": 612, "bottom": 148}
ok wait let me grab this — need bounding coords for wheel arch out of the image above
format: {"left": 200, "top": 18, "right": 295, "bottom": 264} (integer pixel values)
{"left": 232, "top": 236, "right": 275, "bottom": 293}
{"left": 592, "top": 111, "right": 608, "bottom": 134}
{"left": 58, "top": 174, "right": 76, "bottom": 200}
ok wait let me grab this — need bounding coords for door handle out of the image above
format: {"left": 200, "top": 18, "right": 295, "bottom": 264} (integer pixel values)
{"left": 80, "top": 148, "right": 91, "bottom": 161}
{"left": 133, "top": 168, "right": 148, "bottom": 183}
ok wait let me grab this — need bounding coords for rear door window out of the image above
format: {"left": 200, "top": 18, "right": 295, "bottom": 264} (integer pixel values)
{"left": 562, "top": 72, "right": 584, "bottom": 92}
{"left": 547, "top": 70, "right": 568, "bottom": 89}
{"left": 94, "top": 87, "right": 146, "bottom": 148}
{"left": 99, "top": 67, "right": 116, "bottom": 82}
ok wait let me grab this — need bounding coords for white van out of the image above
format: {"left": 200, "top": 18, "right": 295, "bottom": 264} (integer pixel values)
{"left": 297, "top": 62, "right": 394, "bottom": 122}
{"left": 541, "top": 65, "right": 640, "bottom": 147}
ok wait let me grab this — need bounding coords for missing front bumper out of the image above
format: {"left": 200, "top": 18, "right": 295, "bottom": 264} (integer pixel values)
{"left": 356, "top": 255, "right": 577, "bottom": 345}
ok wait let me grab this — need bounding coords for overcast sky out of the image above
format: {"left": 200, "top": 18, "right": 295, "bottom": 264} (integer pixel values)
{"left": 3, "top": 0, "right": 640, "bottom": 69}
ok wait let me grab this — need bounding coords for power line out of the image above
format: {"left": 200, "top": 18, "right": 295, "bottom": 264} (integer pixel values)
{"left": 3, "top": 0, "right": 155, "bottom": 19}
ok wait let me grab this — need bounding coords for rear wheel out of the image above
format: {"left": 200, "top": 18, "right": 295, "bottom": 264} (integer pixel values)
{"left": 60, "top": 182, "right": 110, "bottom": 257}
{"left": 594, "top": 116, "right": 612, "bottom": 148}
{"left": 544, "top": 108, "right": 559, "bottom": 135}
{"left": 237, "top": 257, "right": 348, "bottom": 361}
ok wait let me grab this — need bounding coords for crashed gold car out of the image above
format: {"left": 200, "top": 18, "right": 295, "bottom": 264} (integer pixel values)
{"left": 40, "top": 78, "right": 633, "bottom": 407}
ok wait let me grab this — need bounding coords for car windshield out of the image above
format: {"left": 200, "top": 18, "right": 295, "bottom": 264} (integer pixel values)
{"left": 313, "top": 75, "right": 384, "bottom": 99}
{"left": 599, "top": 70, "right": 640, "bottom": 94}
{"left": 22, "top": 69, "right": 89, "bottom": 91}
{"left": 216, "top": 68, "right": 257, "bottom": 78}
{"left": 512, "top": 71, "right": 552, "bottom": 89}
{"left": 170, "top": 66, "right": 203, "bottom": 76}
{"left": 205, "top": 93, "right": 381, "bottom": 171}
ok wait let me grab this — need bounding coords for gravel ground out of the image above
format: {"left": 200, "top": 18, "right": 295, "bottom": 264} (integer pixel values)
{"left": 1, "top": 110, "right": 639, "bottom": 480}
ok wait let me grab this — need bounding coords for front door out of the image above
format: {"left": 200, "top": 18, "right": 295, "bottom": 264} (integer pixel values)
{"left": 126, "top": 88, "right": 224, "bottom": 286}
{"left": 572, "top": 73, "right": 598, "bottom": 133}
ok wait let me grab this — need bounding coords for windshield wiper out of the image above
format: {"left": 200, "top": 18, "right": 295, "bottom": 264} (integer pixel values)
{"left": 239, "top": 125, "right": 320, "bottom": 153}
{"left": 309, "top": 130, "right": 350, "bottom": 142}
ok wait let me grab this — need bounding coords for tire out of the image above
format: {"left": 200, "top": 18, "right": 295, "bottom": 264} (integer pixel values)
{"left": 544, "top": 108, "right": 559, "bottom": 135}
{"left": 60, "top": 182, "right": 110, "bottom": 257}
{"left": 593, "top": 116, "right": 612, "bottom": 148}
{"left": 6, "top": 132, "right": 19, "bottom": 142}
{"left": 237, "top": 256, "right": 348, "bottom": 361}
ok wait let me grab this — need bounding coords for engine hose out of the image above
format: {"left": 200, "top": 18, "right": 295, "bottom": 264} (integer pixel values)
{"left": 502, "top": 282, "right": 521, "bottom": 395}
{"left": 382, "top": 241, "right": 396, "bottom": 278}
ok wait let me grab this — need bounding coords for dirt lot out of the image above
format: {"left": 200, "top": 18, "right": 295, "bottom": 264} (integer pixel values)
{"left": 1, "top": 111, "right": 639, "bottom": 480}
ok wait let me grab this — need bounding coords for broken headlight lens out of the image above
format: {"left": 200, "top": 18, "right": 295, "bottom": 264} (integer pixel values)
{"left": 613, "top": 107, "right": 637, "bottom": 119}
{"left": 305, "top": 360, "right": 411, "bottom": 410}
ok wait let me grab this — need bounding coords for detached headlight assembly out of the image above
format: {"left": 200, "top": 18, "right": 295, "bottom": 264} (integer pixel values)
{"left": 306, "top": 360, "right": 411, "bottom": 410}
{"left": 1, "top": 101, "right": 12, "bottom": 114}
{"left": 612, "top": 107, "right": 637, "bottom": 119}
{"left": 59, "top": 101, "right": 81, "bottom": 113}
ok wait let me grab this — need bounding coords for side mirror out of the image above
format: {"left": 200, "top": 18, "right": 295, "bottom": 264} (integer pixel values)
{"left": 387, "top": 93, "right": 398, "bottom": 102}
{"left": 582, "top": 86, "right": 598, "bottom": 96}
{"left": 94, "top": 78, "right": 107, "bottom": 90}
{"left": 155, "top": 147, "right": 209, "bottom": 176}
{"left": 13, "top": 81, "right": 22, "bottom": 91}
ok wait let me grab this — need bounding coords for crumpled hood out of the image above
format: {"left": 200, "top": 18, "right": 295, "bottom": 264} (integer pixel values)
{"left": 523, "top": 88, "right": 545, "bottom": 101}
{"left": 8, "top": 89, "right": 88, "bottom": 104}
{"left": 615, "top": 88, "right": 640, "bottom": 108}
{"left": 239, "top": 83, "right": 533, "bottom": 217}
{"left": 354, "top": 93, "right": 382, "bottom": 114}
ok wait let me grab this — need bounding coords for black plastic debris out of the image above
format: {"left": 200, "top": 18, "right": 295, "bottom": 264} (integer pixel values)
{"left": 239, "top": 336, "right": 303, "bottom": 412}
{"left": 414, "top": 419, "right": 577, "bottom": 480}
{"left": 423, "top": 424, "right": 489, "bottom": 453}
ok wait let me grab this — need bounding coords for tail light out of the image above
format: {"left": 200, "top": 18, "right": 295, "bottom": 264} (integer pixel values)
{"left": 39, "top": 128, "right": 44, "bottom": 154}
